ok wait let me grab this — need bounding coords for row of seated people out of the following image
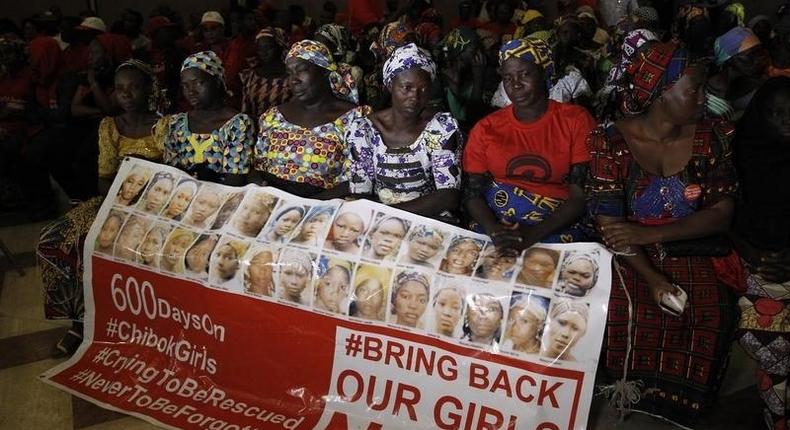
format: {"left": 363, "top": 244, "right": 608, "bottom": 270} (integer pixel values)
{"left": 12, "top": 7, "right": 788, "bottom": 430}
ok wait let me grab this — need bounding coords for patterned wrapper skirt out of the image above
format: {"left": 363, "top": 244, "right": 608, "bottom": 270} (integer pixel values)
{"left": 478, "top": 181, "right": 587, "bottom": 242}
{"left": 736, "top": 274, "right": 790, "bottom": 430}
{"left": 37, "top": 197, "right": 102, "bottom": 320}
{"left": 604, "top": 247, "right": 738, "bottom": 427}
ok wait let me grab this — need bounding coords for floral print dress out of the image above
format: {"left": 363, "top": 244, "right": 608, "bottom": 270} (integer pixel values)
{"left": 345, "top": 112, "right": 462, "bottom": 205}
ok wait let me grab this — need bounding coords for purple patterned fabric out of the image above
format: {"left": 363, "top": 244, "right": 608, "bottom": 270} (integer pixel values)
{"left": 346, "top": 112, "right": 461, "bottom": 205}
{"left": 382, "top": 43, "right": 437, "bottom": 87}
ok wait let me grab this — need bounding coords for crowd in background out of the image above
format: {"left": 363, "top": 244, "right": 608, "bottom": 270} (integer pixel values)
{"left": 1, "top": 0, "right": 789, "bottom": 429}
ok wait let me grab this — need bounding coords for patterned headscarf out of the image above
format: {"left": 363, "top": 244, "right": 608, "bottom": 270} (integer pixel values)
{"left": 370, "top": 21, "right": 415, "bottom": 61}
{"left": 620, "top": 42, "right": 690, "bottom": 115}
{"left": 724, "top": 3, "right": 746, "bottom": 27}
{"left": 442, "top": 27, "right": 479, "bottom": 57}
{"left": 607, "top": 29, "right": 660, "bottom": 85}
{"left": 255, "top": 27, "right": 288, "bottom": 50}
{"left": 382, "top": 43, "right": 437, "bottom": 87}
{"left": 181, "top": 51, "right": 228, "bottom": 93}
{"left": 315, "top": 24, "right": 353, "bottom": 62}
{"left": 286, "top": 39, "right": 358, "bottom": 104}
{"left": 498, "top": 37, "right": 555, "bottom": 90}
{"left": 116, "top": 59, "right": 169, "bottom": 113}
{"left": 714, "top": 26, "right": 761, "bottom": 66}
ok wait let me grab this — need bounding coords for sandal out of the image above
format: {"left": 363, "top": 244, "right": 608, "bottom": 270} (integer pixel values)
{"left": 52, "top": 329, "right": 84, "bottom": 358}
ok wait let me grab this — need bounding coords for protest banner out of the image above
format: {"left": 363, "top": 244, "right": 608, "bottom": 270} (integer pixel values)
{"left": 42, "top": 158, "right": 613, "bottom": 430}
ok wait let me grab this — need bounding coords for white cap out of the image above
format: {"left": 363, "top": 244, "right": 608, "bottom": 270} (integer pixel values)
{"left": 79, "top": 16, "right": 107, "bottom": 32}
{"left": 201, "top": 11, "right": 225, "bottom": 26}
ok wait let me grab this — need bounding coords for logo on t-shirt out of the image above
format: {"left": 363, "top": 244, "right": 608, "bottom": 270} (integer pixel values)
{"left": 504, "top": 155, "right": 552, "bottom": 183}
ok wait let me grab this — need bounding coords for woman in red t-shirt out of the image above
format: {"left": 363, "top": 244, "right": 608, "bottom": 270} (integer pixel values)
{"left": 463, "top": 37, "right": 595, "bottom": 250}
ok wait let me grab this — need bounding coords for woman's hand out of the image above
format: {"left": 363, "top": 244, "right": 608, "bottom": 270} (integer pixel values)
{"left": 487, "top": 222, "right": 524, "bottom": 252}
{"left": 645, "top": 272, "right": 680, "bottom": 307}
{"left": 600, "top": 221, "right": 660, "bottom": 250}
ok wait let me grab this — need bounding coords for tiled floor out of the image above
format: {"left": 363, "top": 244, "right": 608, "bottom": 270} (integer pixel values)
{"left": 0, "top": 209, "right": 767, "bottom": 430}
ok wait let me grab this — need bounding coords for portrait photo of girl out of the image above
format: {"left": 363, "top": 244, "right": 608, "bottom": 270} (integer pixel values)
{"left": 243, "top": 246, "right": 278, "bottom": 297}
{"left": 262, "top": 204, "right": 306, "bottom": 243}
{"left": 439, "top": 236, "right": 484, "bottom": 276}
{"left": 136, "top": 223, "right": 172, "bottom": 268}
{"left": 362, "top": 214, "right": 410, "bottom": 261}
{"left": 113, "top": 215, "right": 151, "bottom": 261}
{"left": 324, "top": 207, "right": 372, "bottom": 255}
{"left": 348, "top": 264, "right": 392, "bottom": 322}
{"left": 502, "top": 292, "right": 549, "bottom": 355}
{"left": 312, "top": 257, "right": 354, "bottom": 314}
{"left": 114, "top": 165, "right": 151, "bottom": 206}
{"left": 229, "top": 191, "right": 278, "bottom": 237}
{"left": 398, "top": 225, "right": 447, "bottom": 268}
{"left": 137, "top": 171, "right": 175, "bottom": 214}
{"left": 160, "top": 178, "right": 198, "bottom": 221}
{"left": 94, "top": 210, "right": 127, "bottom": 255}
{"left": 185, "top": 234, "right": 220, "bottom": 279}
{"left": 209, "top": 238, "right": 250, "bottom": 288}
{"left": 291, "top": 206, "right": 336, "bottom": 247}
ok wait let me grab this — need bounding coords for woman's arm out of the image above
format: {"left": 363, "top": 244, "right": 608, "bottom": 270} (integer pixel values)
{"left": 518, "top": 183, "right": 587, "bottom": 247}
{"left": 393, "top": 189, "right": 459, "bottom": 217}
{"left": 313, "top": 182, "right": 350, "bottom": 200}
{"left": 597, "top": 215, "right": 679, "bottom": 305}
{"left": 223, "top": 173, "right": 247, "bottom": 187}
{"left": 464, "top": 174, "right": 523, "bottom": 250}
{"left": 602, "top": 197, "right": 734, "bottom": 250}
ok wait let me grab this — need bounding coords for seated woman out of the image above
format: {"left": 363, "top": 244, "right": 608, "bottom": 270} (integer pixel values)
{"left": 164, "top": 51, "right": 254, "bottom": 185}
{"left": 346, "top": 43, "right": 461, "bottom": 218}
{"left": 464, "top": 38, "right": 596, "bottom": 252}
{"left": 239, "top": 27, "right": 291, "bottom": 120}
{"left": 587, "top": 42, "right": 739, "bottom": 426}
{"left": 706, "top": 27, "right": 769, "bottom": 122}
{"left": 731, "top": 77, "right": 790, "bottom": 430}
{"left": 38, "top": 59, "right": 169, "bottom": 358}
{"left": 254, "top": 40, "right": 370, "bottom": 198}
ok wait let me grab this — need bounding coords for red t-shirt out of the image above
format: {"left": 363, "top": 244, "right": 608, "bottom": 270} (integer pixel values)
{"left": 464, "top": 101, "right": 595, "bottom": 200}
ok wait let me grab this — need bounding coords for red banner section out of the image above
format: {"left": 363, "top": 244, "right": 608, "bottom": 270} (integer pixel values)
{"left": 45, "top": 257, "right": 588, "bottom": 429}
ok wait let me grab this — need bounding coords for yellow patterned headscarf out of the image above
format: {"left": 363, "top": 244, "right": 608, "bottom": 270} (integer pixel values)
{"left": 286, "top": 39, "right": 358, "bottom": 103}
{"left": 181, "top": 51, "right": 227, "bottom": 93}
{"left": 498, "top": 37, "right": 554, "bottom": 89}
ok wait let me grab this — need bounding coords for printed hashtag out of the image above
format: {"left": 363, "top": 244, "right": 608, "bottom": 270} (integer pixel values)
{"left": 344, "top": 334, "right": 363, "bottom": 357}
{"left": 105, "top": 318, "right": 118, "bottom": 338}
{"left": 70, "top": 369, "right": 91, "bottom": 381}
{"left": 93, "top": 347, "right": 112, "bottom": 363}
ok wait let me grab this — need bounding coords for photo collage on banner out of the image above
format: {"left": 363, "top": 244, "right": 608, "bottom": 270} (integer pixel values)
{"left": 97, "top": 159, "right": 609, "bottom": 367}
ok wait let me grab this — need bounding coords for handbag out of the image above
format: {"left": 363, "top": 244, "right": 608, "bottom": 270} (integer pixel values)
{"left": 657, "top": 234, "right": 732, "bottom": 258}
